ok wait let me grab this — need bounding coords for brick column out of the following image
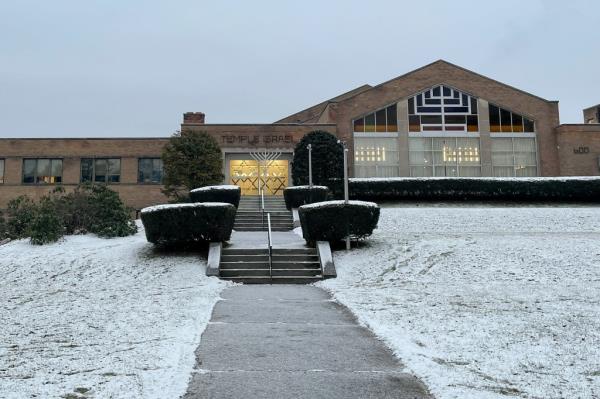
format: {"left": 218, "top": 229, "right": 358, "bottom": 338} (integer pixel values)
{"left": 397, "top": 99, "right": 410, "bottom": 176}
{"left": 478, "top": 99, "right": 492, "bottom": 176}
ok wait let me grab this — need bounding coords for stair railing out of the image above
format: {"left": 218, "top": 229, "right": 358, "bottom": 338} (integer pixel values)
{"left": 267, "top": 212, "right": 273, "bottom": 280}
{"left": 261, "top": 189, "right": 265, "bottom": 229}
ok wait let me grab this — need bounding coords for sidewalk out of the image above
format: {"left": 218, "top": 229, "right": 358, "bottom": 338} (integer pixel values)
{"left": 183, "top": 285, "right": 432, "bottom": 399}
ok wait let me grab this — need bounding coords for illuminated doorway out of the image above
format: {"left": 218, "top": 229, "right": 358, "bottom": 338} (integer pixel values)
{"left": 229, "top": 159, "right": 289, "bottom": 195}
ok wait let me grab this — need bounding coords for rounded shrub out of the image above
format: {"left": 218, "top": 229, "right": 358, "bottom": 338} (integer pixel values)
{"left": 283, "top": 185, "right": 330, "bottom": 210}
{"left": 291, "top": 130, "right": 344, "bottom": 186}
{"left": 298, "top": 200, "right": 380, "bottom": 243}
{"left": 190, "top": 185, "right": 241, "bottom": 208}
{"left": 140, "top": 202, "right": 236, "bottom": 246}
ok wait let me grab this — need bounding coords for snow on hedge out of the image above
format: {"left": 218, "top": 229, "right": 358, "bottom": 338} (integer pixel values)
{"left": 284, "top": 185, "right": 329, "bottom": 190}
{"left": 318, "top": 205, "right": 600, "bottom": 399}
{"left": 189, "top": 185, "right": 240, "bottom": 193}
{"left": 0, "top": 222, "right": 230, "bottom": 398}
{"left": 350, "top": 176, "right": 600, "bottom": 183}
{"left": 141, "top": 202, "right": 232, "bottom": 214}
{"left": 299, "top": 199, "right": 378, "bottom": 209}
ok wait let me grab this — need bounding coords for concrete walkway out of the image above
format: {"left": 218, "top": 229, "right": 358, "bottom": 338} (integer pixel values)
{"left": 184, "top": 285, "right": 432, "bottom": 399}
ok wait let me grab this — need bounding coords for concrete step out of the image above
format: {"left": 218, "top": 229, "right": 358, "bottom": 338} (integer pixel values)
{"left": 221, "top": 254, "right": 318, "bottom": 263}
{"left": 234, "top": 224, "right": 293, "bottom": 228}
{"left": 234, "top": 227, "right": 292, "bottom": 232}
{"left": 234, "top": 218, "right": 292, "bottom": 223}
{"left": 219, "top": 276, "right": 324, "bottom": 284}
{"left": 222, "top": 248, "right": 316, "bottom": 255}
{"left": 220, "top": 268, "right": 321, "bottom": 278}
{"left": 235, "top": 214, "right": 292, "bottom": 219}
{"left": 220, "top": 261, "right": 321, "bottom": 270}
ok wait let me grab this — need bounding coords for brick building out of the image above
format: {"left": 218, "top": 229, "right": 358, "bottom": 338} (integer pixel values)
{"left": 1, "top": 60, "right": 599, "bottom": 210}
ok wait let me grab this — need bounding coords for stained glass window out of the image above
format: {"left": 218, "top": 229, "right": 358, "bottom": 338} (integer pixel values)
{"left": 408, "top": 85, "right": 478, "bottom": 133}
{"left": 353, "top": 104, "right": 398, "bottom": 133}
{"left": 488, "top": 104, "right": 535, "bottom": 133}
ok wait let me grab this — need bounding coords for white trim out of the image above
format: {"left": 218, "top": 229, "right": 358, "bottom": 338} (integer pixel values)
{"left": 409, "top": 132, "right": 480, "bottom": 138}
{"left": 490, "top": 132, "right": 536, "bottom": 138}
{"left": 353, "top": 132, "right": 399, "bottom": 138}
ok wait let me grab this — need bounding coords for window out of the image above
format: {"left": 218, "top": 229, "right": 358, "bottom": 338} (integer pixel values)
{"left": 488, "top": 104, "right": 535, "bottom": 133}
{"left": 491, "top": 137, "right": 537, "bottom": 177}
{"left": 409, "top": 137, "right": 481, "bottom": 177}
{"left": 408, "top": 85, "right": 478, "bottom": 133}
{"left": 22, "top": 158, "right": 63, "bottom": 184}
{"left": 138, "top": 158, "right": 163, "bottom": 183}
{"left": 354, "top": 137, "right": 399, "bottom": 177}
{"left": 0, "top": 159, "right": 4, "bottom": 184}
{"left": 81, "top": 158, "right": 121, "bottom": 183}
{"left": 353, "top": 103, "right": 398, "bottom": 133}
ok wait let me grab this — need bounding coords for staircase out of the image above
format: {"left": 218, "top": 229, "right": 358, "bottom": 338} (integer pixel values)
{"left": 234, "top": 195, "right": 293, "bottom": 232}
{"left": 219, "top": 247, "right": 323, "bottom": 284}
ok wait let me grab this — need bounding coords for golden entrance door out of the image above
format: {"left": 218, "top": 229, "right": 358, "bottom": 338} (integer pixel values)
{"left": 229, "top": 160, "right": 289, "bottom": 196}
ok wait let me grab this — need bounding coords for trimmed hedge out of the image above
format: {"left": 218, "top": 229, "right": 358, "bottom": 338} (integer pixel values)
{"left": 141, "top": 202, "right": 236, "bottom": 246}
{"left": 189, "top": 185, "right": 241, "bottom": 207}
{"left": 298, "top": 200, "right": 380, "bottom": 243}
{"left": 329, "top": 177, "right": 600, "bottom": 202}
{"left": 283, "top": 185, "right": 330, "bottom": 210}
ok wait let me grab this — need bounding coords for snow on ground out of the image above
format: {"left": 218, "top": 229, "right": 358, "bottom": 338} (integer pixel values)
{"left": 0, "top": 222, "right": 230, "bottom": 399}
{"left": 318, "top": 205, "right": 600, "bottom": 399}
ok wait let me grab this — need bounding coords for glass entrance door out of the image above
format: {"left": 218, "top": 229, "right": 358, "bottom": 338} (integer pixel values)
{"left": 229, "top": 160, "right": 288, "bottom": 195}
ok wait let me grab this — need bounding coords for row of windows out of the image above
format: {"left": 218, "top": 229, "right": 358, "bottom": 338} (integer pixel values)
{"left": 489, "top": 104, "right": 534, "bottom": 133}
{"left": 353, "top": 88, "right": 535, "bottom": 134}
{"left": 0, "top": 158, "right": 164, "bottom": 185}
{"left": 353, "top": 104, "right": 398, "bottom": 133}
{"left": 354, "top": 137, "right": 538, "bottom": 178}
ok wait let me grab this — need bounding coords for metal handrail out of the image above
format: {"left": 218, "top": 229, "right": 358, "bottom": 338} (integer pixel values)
{"left": 261, "top": 189, "right": 265, "bottom": 228}
{"left": 267, "top": 213, "right": 273, "bottom": 281}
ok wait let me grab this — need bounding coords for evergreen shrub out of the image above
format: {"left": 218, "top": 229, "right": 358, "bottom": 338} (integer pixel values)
{"left": 329, "top": 177, "right": 600, "bottom": 202}
{"left": 283, "top": 185, "right": 330, "bottom": 210}
{"left": 4, "top": 184, "right": 136, "bottom": 244}
{"left": 291, "top": 131, "right": 344, "bottom": 186}
{"left": 298, "top": 200, "right": 380, "bottom": 243}
{"left": 140, "top": 203, "right": 236, "bottom": 246}
{"left": 189, "top": 185, "right": 241, "bottom": 207}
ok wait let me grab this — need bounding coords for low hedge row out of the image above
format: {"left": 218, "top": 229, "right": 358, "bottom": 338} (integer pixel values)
{"left": 190, "top": 185, "right": 241, "bottom": 207}
{"left": 329, "top": 177, "right": 600, "bottom": 202}
{"left": 141, "top": 202, "right": 236, "bottom": 246}
{"left": 298, "top": 200, "right": 380, "bottom": 243}
{"left": 283, "top": 186, "right": 330, "bottom": 210}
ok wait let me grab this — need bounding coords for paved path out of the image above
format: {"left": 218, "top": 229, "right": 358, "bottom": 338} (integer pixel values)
{"left": 184, "top": 285, "right": 432, "bottom": 399}
{"left": 228, "top": 230, "right": 307, "bottom": 249}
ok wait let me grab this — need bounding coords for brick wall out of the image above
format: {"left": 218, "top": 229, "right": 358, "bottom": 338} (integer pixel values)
{"left": 556, "top": 124, "right": 600, "bottom": 175}
{"left": 330, "top": 60, "right": 561, "bottom": 176}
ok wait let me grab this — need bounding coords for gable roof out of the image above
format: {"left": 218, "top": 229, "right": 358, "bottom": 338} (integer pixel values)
{"left": 276, "top": 60, "right": 557, "bottom": 125}
{"left": 275, "top": 84, "right": 372, "bottom": 123}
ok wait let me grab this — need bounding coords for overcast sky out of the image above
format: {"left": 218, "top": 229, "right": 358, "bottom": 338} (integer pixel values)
{"left": 1, "top": 0, "right": 598, "bottom": 137}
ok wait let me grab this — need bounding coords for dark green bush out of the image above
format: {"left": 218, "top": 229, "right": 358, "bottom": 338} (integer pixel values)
{"left": 4, "top": 184, "right": 136, "bottom": 244}
{"left": 292, "top": 131, "right": 344, "bottom": 186}
{"left": 283, "top": 185, "right": 330, "bottom": 210}
{"left": 6, "top": 196, "right": 36, "bottom": 239}
{"left": 329, "top": 177, "right": 600, "bottom": 202}
{"left": 162, "top": 131, "right": 224, "bottom": 201}
{"left": 141, "top": 203, "right": 236, "bottom": 246}
{"left": 82, "top": 184, "right": 137, "bottom": 237}
{"left": 298, "top": 200, "right": 380, "bottom": 243}
{"left": 189, "top": 185, "right": 241, "bottom": 207}
{"left": 29, "top": 198, "right": 64, "bottom": 245}
{"left": 0, "top": 210, "right": 7, "bottom": 240}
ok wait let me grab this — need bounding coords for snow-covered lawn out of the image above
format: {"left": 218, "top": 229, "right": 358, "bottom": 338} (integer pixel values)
{"left": 318, "top": 205, "right": 600, "bottom": 399}
{"left": 0, "top": 222, "right": 230, "bottom": 399}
